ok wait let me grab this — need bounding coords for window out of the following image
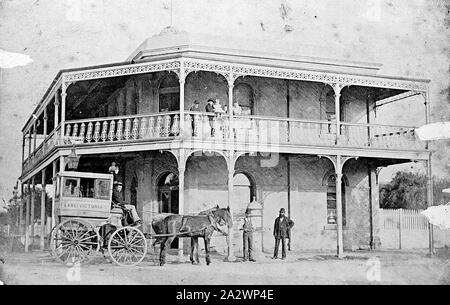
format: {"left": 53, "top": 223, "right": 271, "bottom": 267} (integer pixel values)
{"left": 95, "top": 179, "right": 111, "bottom": 200}
{"left": 233, "top": 83, "right": 254, "bottom": 115}
{"left": 159, "top": 74, "right": 180, "bottom": 112}
{"left": 79, "top": 178, "right": 95, "bottom": 198}
{"left": 62, "top": 177, "right": 105, "bottom": 198}
{"left": 324, "top": 90, "right": 336, "bottom": 121}
{"left": 63, "top": 178, "right": 80, "bottom": 197}
{"left": 55, "top": 177, "right": 60, "bottom": 198}
{"left": 108, "top": 98, "right": 118, "bottom": 116}
{"left": 319, "top": 87, "right": 338, "bottom": 134}
{"left": 326, "top": 174, "right": 346, "bottom": 226}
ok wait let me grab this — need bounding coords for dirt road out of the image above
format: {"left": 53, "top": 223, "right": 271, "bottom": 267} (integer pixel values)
{"left": 2, "top": 249, "right": 449, "bottom": 285}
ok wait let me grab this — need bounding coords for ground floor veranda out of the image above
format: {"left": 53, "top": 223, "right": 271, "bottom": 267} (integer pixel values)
{"left": 17, "top": 147, "right": 435, "bottom": 259}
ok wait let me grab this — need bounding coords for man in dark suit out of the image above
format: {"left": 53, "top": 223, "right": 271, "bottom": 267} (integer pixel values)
{"left": 205, "top": 98, "right": 215, "bottom": 136}
{"left": 272, "top": 208, "right": 294, "bottom": 260}
{"left": 112, "top": 181, "right": 141, "bottom": 226}
{"left": 240, "top": 209, "right": 256, "bottom": 262}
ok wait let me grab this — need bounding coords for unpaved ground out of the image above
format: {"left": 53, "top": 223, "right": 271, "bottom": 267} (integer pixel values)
{"left": 1, "top": 249, "right": 449, "bottom": 285}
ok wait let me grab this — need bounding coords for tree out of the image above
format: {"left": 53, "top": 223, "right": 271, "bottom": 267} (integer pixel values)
{"left": 0, "top": 187, "right": 52, "bottom": 227}
{"left": 432, "top": 176, "right": 450, "bottom": 206}
{"left": 380, "top": 171, "right": 450, "bottom": 209}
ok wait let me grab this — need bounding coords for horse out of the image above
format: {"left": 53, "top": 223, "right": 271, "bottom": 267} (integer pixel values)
{"left": 187, "top": 206, "right": 231, "bottom": 265}
{"left": 151, "top": 205, "right": 232, "bottom": 266}
{"left": 150, "top": 206, "right": 228, "bottom": 250}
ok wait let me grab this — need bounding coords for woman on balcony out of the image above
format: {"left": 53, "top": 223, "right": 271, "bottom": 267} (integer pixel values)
{"left": 232, "top": 101, "right": 242, "bottom": 116}
{"left": 213, "top": 99, "right": 226, "bottom": 115}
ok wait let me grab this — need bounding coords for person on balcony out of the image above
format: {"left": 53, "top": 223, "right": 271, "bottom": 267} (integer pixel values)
{"left": 205, "top": 99, "right": 215, "bottom": 136}
{"left": 231, "top": 102, "right": 243, "bottom": 138}
{"left": 112, "top": 181, "right": 141, "bottom": 226}
{"left": 213, "top": 99, "right": 226, "bottom": 115}
{"left": 272, "top": 208, "right": 294, "bottom": 260}
{"left": 189, "top": 100, "right": 200, "bottom": 111}
{"left": 232, "top": 102, "right": 242, "bottom": 116}
{"left": 189, "top": 100, "right": 201, "bottom": 136}
{"left": 213, "top": 99, "right": 227, "bottom": 136}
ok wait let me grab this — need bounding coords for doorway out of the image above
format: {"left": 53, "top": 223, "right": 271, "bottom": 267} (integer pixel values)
{"left": 158, "top": 172, "right": 179, "bottom": 248}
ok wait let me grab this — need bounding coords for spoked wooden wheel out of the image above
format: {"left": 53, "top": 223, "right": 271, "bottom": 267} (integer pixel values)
{"left": 107, "top": 226, "right": 147, "bottom": 267}
{"left": 50, "top": 219, "right": 100, "bottom": 266}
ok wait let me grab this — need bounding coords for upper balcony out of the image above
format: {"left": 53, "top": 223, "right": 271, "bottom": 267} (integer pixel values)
{"left": 22, "top": 109, "right": 426, "bottom": 176}
{"left": 20, "top": 31, "right": 430, "bottom": 179}
{"left": 60, "top": 110, "right": 422, "bottom": 150}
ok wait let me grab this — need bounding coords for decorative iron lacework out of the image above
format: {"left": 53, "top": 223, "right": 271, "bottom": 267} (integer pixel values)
{"left": 183, "top": 60, "right": 231, "bottom": 78}
{"left": 182, "top": 60, "right": 427, "bottom": 91}
{"left": 230, "top": 65, "right": 427, "bottom": 91}
{"left": 63, "top": 61, "right": 181, "bottom": 82}
{"left": 62, "top": 57, "right": 427, "bottom": 91}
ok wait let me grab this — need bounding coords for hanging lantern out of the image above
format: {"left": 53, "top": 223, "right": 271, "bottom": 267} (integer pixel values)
{"left": 66, "top": 147, "right": 80, "bottom": 170}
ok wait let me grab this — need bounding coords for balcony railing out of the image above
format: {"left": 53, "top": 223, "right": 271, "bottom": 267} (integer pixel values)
{"left": 339, "top": 122, "right": 422, "bottom": 150}
{"left": 23, "top": 125, "right": 61, "bottom": 173}
{"left": 183, "top": 112, "right": 424, "bottom": 150}
{"left": 62, "top": 111, "right": 181, "bottom": 144}
{"left": 22, "top": 111, "right": 426, "bottom": 173}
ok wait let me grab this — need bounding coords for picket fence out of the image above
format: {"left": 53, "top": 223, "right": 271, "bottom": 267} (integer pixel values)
{"left": 380, "top": 208, "right": 449, "bottom": 249}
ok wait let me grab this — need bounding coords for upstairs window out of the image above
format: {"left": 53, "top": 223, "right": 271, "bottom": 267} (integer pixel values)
{"left": 159, "top": 74, "right": 180, "bottom": 112}
{"left": 233, "top": 83, "right": 254, "bottom": 115}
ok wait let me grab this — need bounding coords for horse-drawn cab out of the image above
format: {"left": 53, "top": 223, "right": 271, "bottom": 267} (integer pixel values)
{"left": 50, "top": 171, "right": 147, "bottom": 266}
{"left": 54, "top": 171, "right": 121, "bottom": 225}
{"left": 49, "top": 172, "right": 233, "bottom": 267}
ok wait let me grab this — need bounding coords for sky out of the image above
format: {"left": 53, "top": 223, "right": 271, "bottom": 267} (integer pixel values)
{"left": 0, "top": 0, "right": 449, "bottom": 202}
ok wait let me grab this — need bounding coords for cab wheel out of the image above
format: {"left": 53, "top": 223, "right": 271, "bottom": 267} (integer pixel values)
{"left": 50, "top": 218, "right": 100, "bottom": 266}
{"left": 107, "top": 226, "right": 147, "bottom": 267}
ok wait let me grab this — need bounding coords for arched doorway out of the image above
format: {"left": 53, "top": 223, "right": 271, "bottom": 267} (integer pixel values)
{"left": 158, "top": 172, "right": 179, "bottom": 214}
{"left": 233, "top": 172, "right": 256, "bottom": 223}
{"left": 232, "top": 172, "right": 256, "bottom": 253}
{"left": 233, "top": 172, "right": 255, "bottom": 206}
{"left": 158, "top": 172, "right": 179, "bottom": 248}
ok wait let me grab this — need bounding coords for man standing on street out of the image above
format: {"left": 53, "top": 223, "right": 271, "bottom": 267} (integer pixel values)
{"left": 272, "top": 208, "right": 294, "bottom": 260}
{"left": 241, "top": 209, "right": 256, "bottom": 262}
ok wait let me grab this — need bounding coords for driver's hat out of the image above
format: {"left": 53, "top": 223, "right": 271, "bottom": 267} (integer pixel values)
{"left": 113, "top": 181, "right": 123, "bottom": 186}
